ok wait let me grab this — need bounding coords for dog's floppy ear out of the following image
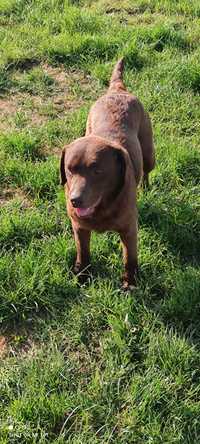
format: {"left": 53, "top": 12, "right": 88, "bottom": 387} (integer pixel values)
{"left": 113, "top": 147, "right": 127, "bottom": 196}
{"left": 115, "top": 148, "right": 126, "bottom": 190}
{"left": 60, "top": 147, "right": 67, "bottom": 186}
{"left": 113, "top": 145, "right": 133, "bottom": 197}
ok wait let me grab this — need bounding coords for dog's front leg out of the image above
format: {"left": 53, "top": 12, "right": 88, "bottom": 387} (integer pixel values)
{"left": 72, "top": 223, "right": 91, "bottom": 281}
{"left": 119, "top": 224, "right": 138, "bottom": 290}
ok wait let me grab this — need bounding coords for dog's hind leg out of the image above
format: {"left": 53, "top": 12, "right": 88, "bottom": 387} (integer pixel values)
{"left": 138, "top": 110, "right": 155, "bottom": 189}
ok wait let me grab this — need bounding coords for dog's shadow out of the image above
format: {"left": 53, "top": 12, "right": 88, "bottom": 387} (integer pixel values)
{"left": 80, "top": 254, "right": 121, "bottom": 285}
{"left": 139, "top": 196, "right": 200, "bottom": 266}
{"left": 136, "top": 190, "right": 200, "bottom": 344}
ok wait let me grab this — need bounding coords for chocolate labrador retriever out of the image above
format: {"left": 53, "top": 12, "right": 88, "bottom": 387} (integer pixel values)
{"left": 60, "top": 58, "right": 155, "bottom": 289}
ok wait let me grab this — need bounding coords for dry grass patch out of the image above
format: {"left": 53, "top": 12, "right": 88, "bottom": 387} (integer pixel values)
{"left": 0, "top": 187, "right": 32, "bottom": 208}
{"left": 0, "top": 64, "right": 97, "bottom": 132}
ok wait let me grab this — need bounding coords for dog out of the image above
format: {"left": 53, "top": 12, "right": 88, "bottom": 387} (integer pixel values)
{"left": 60, "top": 58, "right": 155, "bottom": 289}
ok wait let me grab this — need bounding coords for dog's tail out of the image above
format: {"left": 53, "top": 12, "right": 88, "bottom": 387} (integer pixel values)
{"left": 109, "top": 58, "right": 126, "bottom": 91}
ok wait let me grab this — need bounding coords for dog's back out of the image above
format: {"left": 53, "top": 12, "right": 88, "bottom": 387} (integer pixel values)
{"left": 86, "top": 59, "right": 152, "bottom": 185}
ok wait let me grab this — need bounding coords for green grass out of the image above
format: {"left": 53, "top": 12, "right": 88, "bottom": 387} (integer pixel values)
{"left": 0, "top": 0, "right": 200, "bottom": 442}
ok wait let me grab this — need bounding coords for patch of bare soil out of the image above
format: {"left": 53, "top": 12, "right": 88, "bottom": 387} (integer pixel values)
{"left": 9, "top": 336, "right": 36, "bottom": 357}
{"left": 0, "top": 332, "right": 37, "bottom": 358}
{"left": 0, "top": 97, "right": 17, "bottom": 131}
{"left": 0, "top": 64, "right": 92, "bottom": 131}
{"left": 42, "top": 63, "right": 92, "bottom": 110}
{"left": 0, "top": 336, "right": 7, "bottom": 357}
{"left": 101, "top": 0, "right": 152, "bottom": 15}
{"left": 42, "top": 63, "right": 91, "bottom": 89}
{"left": 0, "top": 187, "right": 32, "bottom": 208}
{"left": 0, "top": 94, "right": 46, "bottom": 131}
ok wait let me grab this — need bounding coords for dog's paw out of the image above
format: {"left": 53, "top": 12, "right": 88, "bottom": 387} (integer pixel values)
{"left": 122, "top": 267, "right": 139, "bottom": 292}
{"left": 73, "top": 262, "right": 82, "bottom": 275}
{"left": 73, "top": 262, "right": 91, "bottom": 284}
{"left": 121, "top": 281, "right": 138, "bottom": 293}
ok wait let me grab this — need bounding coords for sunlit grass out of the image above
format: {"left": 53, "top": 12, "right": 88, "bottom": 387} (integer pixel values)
{"left": 0, "top": 0, "right": 200, "bottom": 443}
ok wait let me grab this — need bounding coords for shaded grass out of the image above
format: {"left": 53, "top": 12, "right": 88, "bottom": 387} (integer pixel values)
{"left": 176, "top": 59, "right": 200, "bottom": 93}
{"left": 0, "top": 68, "right": 14, "bottom": 94}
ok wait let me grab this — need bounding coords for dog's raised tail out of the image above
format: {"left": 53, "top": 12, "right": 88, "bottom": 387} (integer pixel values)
{"left": 109, "top": 58, "right": 125, "bottom": 91}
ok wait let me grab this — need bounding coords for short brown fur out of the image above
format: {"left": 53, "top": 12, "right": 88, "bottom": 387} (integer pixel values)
{"left": 60, "top": 58, "right": 155, "bottom": 288}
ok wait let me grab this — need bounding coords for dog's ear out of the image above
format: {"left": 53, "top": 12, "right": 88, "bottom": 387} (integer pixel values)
{"left": 114, "top": 147, "right": 126, "bottom": 194}
{"left": 60, "top": 147, "right": 67, "bottom": 186}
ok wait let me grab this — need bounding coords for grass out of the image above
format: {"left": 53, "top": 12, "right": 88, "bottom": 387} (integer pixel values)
{"left": 0, "top": 0, "right": 200, "bottom": 442}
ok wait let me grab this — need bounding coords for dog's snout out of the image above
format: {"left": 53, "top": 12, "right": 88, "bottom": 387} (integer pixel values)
{"left": 71, "top": 195, "right": 83, "bottom": 208}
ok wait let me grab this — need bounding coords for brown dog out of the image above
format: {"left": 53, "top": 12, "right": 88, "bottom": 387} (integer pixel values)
{"left": 60, "top": 58, "right": 155, "bottom": 289}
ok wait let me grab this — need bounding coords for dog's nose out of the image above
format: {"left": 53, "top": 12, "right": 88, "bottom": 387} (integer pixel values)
{"left": 70, "top": 195, "right": 83, "bottom": 208}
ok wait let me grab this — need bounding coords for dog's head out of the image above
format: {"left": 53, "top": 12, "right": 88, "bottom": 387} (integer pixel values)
{"left": 60, "top": 136, "right": 130, "bottom": 218}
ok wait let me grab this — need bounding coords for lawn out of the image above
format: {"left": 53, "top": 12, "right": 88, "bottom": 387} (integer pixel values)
{"left": 0, "top": 0, "right": 200, "bottom": 442}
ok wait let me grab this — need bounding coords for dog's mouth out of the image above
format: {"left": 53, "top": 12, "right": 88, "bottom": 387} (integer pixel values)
{"left": 75, "top": 198, "right": 101, "bottom": 218}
